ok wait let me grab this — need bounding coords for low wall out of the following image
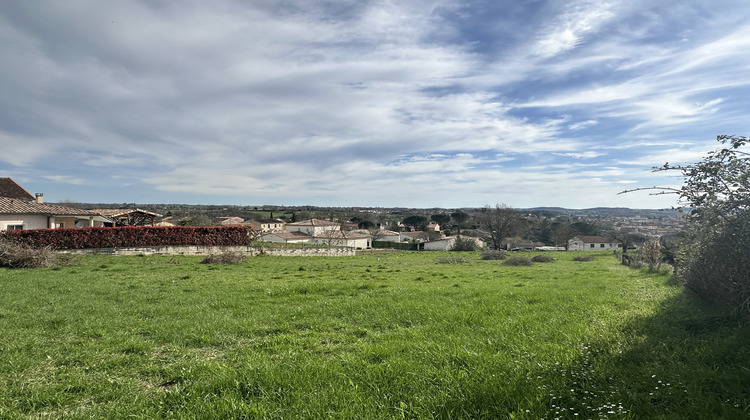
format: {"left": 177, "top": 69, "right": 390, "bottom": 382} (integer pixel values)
{"left": 58, "top": 245, "right": 355, "bottom": 257}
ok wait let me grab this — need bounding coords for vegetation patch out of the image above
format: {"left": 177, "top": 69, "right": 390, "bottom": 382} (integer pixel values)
{"left": 504, "top": 257, "right": 533, "bottom": 266}
{"left": 573, "top": 255, "right": 595, "bottom": 262}
{"left": 0, "top": 238, "right": 58, "bottom": 268}
{"left": 1, "top": 251, "right": 748, "bottom": 418}
{"left": 436, "top": 256, "right": 470, "bottom": 264}
{"left": 531, "top": 255, "right": 555, "bottom": 263}
{"left": 199, "top": 251, "right": 246, "bottom": 265}
{"left": 480, "top": 250, "right": 507, "bottom": 260}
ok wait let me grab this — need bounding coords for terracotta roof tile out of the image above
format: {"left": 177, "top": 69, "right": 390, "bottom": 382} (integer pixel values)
{"left": 0, "top": 178, "right": 35, "bottom": 200}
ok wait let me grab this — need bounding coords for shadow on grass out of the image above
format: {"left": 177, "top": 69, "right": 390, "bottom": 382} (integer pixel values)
{"left": 544, "top": 289, "right": 750, "bottom": 419}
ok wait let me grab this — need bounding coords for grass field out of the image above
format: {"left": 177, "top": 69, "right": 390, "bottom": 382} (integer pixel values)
{"left": 1, "top": 251, "right": 748, "bottom": 419}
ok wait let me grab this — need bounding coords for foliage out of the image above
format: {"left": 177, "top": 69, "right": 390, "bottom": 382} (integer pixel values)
{"left": 0, "top": 237, "right": 57, "bottom": 268}
{"left": 476, "top": 204, "right": 523, "bottom": 250}
{"left": 573, "top": 255, "right": 595, "bottom": 262}
{"left": 357, "top": 220, "right": 376, "bottom": 230}
{"left": 480, "top": 249, "right": 507, "bottom": 260}
{"left": 504, "top": 256, "right": 533, "bottom": 266}
{"left": 622, "top": 135, "right": 750, "bottom": 316}
{"left": 430, "top": 213, "right": 451, "bottom": 226}
{"left": 402, "top": 215, "right": 429, "bottom": 230}
{"left": 1, "top": 226, "right": 253, "bottom": 249}
{"left": 641, "top": 238, "right": 662, "bottom": 272}
{"left": 450, "top": 236, "right": 480, "bottom": 252}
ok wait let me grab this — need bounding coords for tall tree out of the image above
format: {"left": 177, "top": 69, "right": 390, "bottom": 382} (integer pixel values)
{"left": 476, "top": 204, "right": 522, "bottom": 250}
{"left": 450, "top": 211, "right": 470, "bottom": 234}
{"left": 402, "top": 215, "right": 429, "bottom": 231}
{"left": 430, "top": 213, "right": 451, "bottom": 227}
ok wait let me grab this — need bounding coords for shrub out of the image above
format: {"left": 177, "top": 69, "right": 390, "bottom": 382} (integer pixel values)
{"left": 2, "top": 226, "right": 252, "bottom": 249}
{"left": 200, "top": 251, "right": 246, "bottom": 265}
{"left": 450, "top": 236, "right": 479, "bottom": 252}
{"left": 531, "top": 255, "right": 555, "bottom": 263}
{"left": 504, "top": 257, "right": 533, "bottom": 266}
{"left": 0, "top": 238, "right": 57, "bottom": 268}
{"left": 572, "top": 255, "right": 594, "bottom": 262}
{"left": 481, "top": 250, "right": 507, "bottom": 260}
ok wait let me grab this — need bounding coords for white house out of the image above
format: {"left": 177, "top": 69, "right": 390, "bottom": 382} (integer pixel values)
{"left": 423, "top": 237, "right": 456, "bottom": 251}
{"left": 567, "top": 236, "right": 622, "bottom": 251}
{"left": 0, "top": 178, "right": 113, "bottom": 230}
{"left": 258, "top": 231, "right": 313, "bottom": 244}
{"left": 285, "top": 219, "right": 340, "bottom": 236}
{"left": 0, "top": 197, "right": 112, "bottom": 230}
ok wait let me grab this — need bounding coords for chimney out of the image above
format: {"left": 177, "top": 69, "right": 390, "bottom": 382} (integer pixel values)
{"left": 35, "top": 193, "right": 44, "bottom": 203}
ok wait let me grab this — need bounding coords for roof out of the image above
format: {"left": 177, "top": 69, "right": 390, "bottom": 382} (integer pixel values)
{"left": 93, "top": 208, "right": 163, "bottom": 218}
{"left": 0, "top": 197, "right": 110, "bottom": 217}
{"left": 0, "top": 178, "right": 35, "bottom": 200}
{"left": 286, "top": 218, "right": 339, "bottom": 227}
{"left": 572, "top": 236, "right": 618, "bottom": 243}
{"left": 252, "top": 218, "right": 285, "bottom": 224}
{"left": 261, "top": 231, "right": 313, "bottom": 240}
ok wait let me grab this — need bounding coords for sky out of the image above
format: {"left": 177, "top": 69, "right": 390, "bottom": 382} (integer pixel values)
{"left": 1, "top": 0, "right": 749, "bottom": 209}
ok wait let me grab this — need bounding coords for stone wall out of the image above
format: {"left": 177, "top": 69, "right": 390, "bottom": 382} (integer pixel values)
{"left": 58, "top": 245, "right": 355, "bottom": 257}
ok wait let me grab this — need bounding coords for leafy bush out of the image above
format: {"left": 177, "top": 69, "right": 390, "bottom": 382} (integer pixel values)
{"left": 200, "top": 251, "right": 246, "bottom": 265}
{"left": 0, "top": 238, "right": 57, "bottom": 268}
{"left": 504, "top": 257, "right": 533, "bottom": 266}
{"left": 450, "top": 236, "right": 480, "bottom": 252}
{"left": 531, "top": 255, "right": 555, "bottom": 263}
{"left": 2, "top": 226, "right": 252, "bottom": 250}
{"left": 481, "top": 250, "right": 507, "bottom": 260}
{"left": 572, "top": 255, "right": 594, "bottom": 262}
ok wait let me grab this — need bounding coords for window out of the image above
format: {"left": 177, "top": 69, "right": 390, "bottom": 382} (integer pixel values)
{"left": 601, "top": 244, "right": 605, "bottom": 248}
{"left": 6, "top": 224, "right": 24, "bottom": 230}
{"left": 590, "top": 244, "right": 595, "bottom": 248}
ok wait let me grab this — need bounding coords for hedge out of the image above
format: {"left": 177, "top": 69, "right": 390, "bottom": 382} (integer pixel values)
{"left": 1, "top": 226, "right": 252, "bottom": 250}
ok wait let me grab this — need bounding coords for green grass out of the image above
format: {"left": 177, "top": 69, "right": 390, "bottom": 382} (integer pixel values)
{"left": 1, "top": 252, "right": 748, "bottom": 419}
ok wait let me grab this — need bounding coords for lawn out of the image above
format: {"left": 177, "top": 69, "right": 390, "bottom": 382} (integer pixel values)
{"left": 0, "top": 251, "right": 748, "bottom": 419}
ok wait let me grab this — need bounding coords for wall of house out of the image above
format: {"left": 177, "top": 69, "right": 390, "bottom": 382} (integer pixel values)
{"left": 568, "top": 240, "right": 620, "bottom": 251}
{"left": 0, "top": 214, "right": 48, "bottom": 230}
{"left": 424, "top": 239, "right": 456, "bottom": 251}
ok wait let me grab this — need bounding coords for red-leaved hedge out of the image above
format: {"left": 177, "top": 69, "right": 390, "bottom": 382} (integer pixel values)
{"left": 1, "top": 226, "right": 252, "bottom": 250}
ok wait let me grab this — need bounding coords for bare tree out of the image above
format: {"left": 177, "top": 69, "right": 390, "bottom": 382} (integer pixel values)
{"left": 476, "top": 204, "right": 523, "bottom": 250}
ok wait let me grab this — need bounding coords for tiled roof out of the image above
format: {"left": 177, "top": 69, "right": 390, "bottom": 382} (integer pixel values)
{"left": 0, "top": 178, "right": 35, "bottom": 200}
{"left": 261, "top": 231, "right": 313, "bottom": 239}
{"left": 0, "top": 197, "right": 107, "bottom": 216}
{"left": 93, "top": 208, "right": 163, "bottom": 218}
{"left": 286, "top": 218, "right": 339, "bottom": 226}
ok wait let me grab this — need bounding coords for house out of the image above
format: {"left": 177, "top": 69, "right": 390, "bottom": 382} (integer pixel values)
{"left": 567, "top": 236, "right": 622, "bottom": 251}
{"left": 426, "top": 222, "right": 440, "bottom": 232}
{"left": 258, "top": 231, "right": 313, "bottom": 244}
{"left": 0, "top": 197, "right": 113, "bottom": 230}
{"left": 258, "top": 219, "right": 372, "bottom": 249}
{"left": 251, "top": 218, "right": 286, "bottom": 232}
{"left": 93, "top": 208, "right": 163, "bottom": 226}
{"left": 375, "top": 230, "right": 401, "bottom": 243}
{"left": 285, "top": 219, "right": 340, "bottom": 236}
{"left": 423, "top": 237, "right": 456, "bottom": 251}
{"left": 0, "top": 178, "right": 114, "bottom": 230}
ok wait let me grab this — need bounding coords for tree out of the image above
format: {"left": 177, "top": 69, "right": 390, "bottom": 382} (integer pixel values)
{"left": 450, "top": 211, "right": 470, "bottom": 233}
{"left": 476, "top": 204, "right": 522, "bottom": 250}
{"left": 551, "top": 222, "right": 577, "bottom": 248}
{"left": 430, "top": 213, "right": 451, "bottom": 227}
{"left": 621, "top": 135, "right": 750, "bottom": 315}
{"left": 357, "top": 220, "right": 376, "bottom": 230}
{"left": 402, "top": 215, "right": 429, "bottom": 231}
